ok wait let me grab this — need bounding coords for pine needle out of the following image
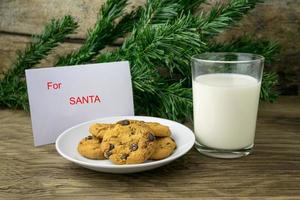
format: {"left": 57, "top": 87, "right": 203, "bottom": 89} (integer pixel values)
{"left": 198, "top": 0, "right": 263, "bottom": 38}
{"left": 56, "top": 0, "right": 128, "bottom": 66}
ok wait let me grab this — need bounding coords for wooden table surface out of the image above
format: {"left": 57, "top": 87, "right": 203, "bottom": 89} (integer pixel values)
{"left": 0, "top": 96, "right": 299, "bottom": 199}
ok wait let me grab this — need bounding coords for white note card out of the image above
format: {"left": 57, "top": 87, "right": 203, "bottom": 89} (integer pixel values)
{"left": 25, "top": 61, "right": 134, "bottom": 146}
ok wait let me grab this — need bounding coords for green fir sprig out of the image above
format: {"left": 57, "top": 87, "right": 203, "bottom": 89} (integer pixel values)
{"left": 5, "top": 15, "right": 78, "bottom": 78}
{"left": 0, "top": 15, "right": 78, "bottom": 110}
{"left": 261, "top": 72, "right": 279, "bottom": 102}
{"left": 0, "top": 0, "right": 280, "bottom": 121}
{"left": 97, "top": 10, "right": 207, "bottom": 119}
{"left": 198, "top": 0, "right": 263, "bottom": 38}
{"left": 56, "top": 0, "right": 127, "bottom": 66}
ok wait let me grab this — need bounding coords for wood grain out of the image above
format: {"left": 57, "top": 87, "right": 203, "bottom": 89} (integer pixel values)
{"left": 0, "top": 34, "right": 82, "bottom": 74}
{"left": 0, "top": 33, "right": 117, "bottom": 75}
{"left": 0, "top": 0, "right": 143, "bottom": 73}
{"left": 0, "top": 0, "right": 145, "bottom": 39}
{"left": 0, "top": 96, "right": 299, "bottom": 199}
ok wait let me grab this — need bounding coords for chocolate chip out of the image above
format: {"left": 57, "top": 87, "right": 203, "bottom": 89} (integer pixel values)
{"left": 148, "top": 133, "right": 156, "bottom": 141}
{"left": 104, "top": 151, "right": 112, "bottom": 158}
{"left": 109, "top": 144, "right": 115, "bottom": 151}
{"left": 86, "top": 135, "right": 93, "bottom": 140}
{"left": 120, "top": 153, "right": 129, "bottom": 160}
{"left": 117, "top": 120, "right": 130, "bottom": 126}
{"left": 130, "top": 143, "right": 138, "bottom": 151}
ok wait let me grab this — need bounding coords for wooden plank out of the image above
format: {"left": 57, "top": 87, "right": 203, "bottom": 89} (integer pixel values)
{"left": 0, "top": 34, "right": 82, "bottom": 73}
{"left": 0, "top": 0, "right": 145, "bottom": 39}
{"left": 0, "top": 96, "right": 299, "bottom": 199}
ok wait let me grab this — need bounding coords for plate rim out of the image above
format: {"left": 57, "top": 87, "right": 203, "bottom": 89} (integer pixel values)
{"left": 55, "top": 115, "right": 195, "bottom": 169}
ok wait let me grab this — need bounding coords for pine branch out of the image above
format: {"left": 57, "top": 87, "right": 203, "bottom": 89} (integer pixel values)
{"left": 144, "top": 0, "right": 206, "bottom": 25}
{"left": 198, "top": 0, "right": 262, "bottom": 38}
{"left": 98, "top": 14, "right": 205, "bottom": 86}
{"left": 261, "top": 72, "right": 279, "bottom": 102}
{"left": 115, "top": 14, "right": 209, "bottom": 86}
{"left": 134, "top": 81, "right": 193, "bottom": 121}
{"left": 97, "top": 0, "right": 208, "bottom": 75}
{"left": 0, "top": 15, "right": 78, "bottom": 110}
{"left": 95, "top": 0, "right": 267, "bottom": 120}
{"left": 181, "top": 0, "right": 207, "bottom": 14}
{"left": 0, "top": 0, "right": 281, "bottom": 121}
{"left": 129, "top": 15, "right": 205, "bottom": 68}
{"left": 56, "top": 0, "right": 128, "bottom": 66}
{"left": 98, "top": 14, "right": 205, "bottom": 120}
{"left": 104, "top": 0, "right": 206, "bottom": 46}
{"left": 108, "top": 6, "right": 143, "bottom": 41}
{"left": 95, "top": 0, "right": 207, "bottom": 50}
{"left": 100, "top": 14, "right": 207, "bottom": 77}
{"left": 0, "top": 80, "right": 28, "bottom": 110}
{"left": 157, "top": 82, "right": 193, "bottom": 120}
{"left": 130, "top": 60, "right": 161, "bottom": 94}
{"left": 3, "top": 15, "right": 78, "bottom": 79}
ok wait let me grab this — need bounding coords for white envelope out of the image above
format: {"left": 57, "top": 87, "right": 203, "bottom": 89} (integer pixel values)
{"left": 25, "top": 61, "right": 134, "bottom": 146}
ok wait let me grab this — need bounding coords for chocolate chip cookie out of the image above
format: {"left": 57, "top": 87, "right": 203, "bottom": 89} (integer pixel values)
{"left": 89, "top": 120, "right": 136, "bottom": 138}
{"left": 117, "top": 120, "right": 171, "bottom": 137}
{"left": 101, "top": 123, "right": 156, "bottom": 164}
{"left": 150, "top": 137, "right": 176, "bottom": 160}
{"left": 145, "top": 122, "right": 171, "bottom": 137}
{"left": 77, "top": 136, "right": 105, "bottom": 160}
{"left": 89, "top": 123, "right": 115, "bottom": 139}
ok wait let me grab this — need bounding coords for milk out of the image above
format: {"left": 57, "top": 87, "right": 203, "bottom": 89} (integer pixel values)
{"left": 192, "top": 73, "right": 261, "bottom": 150}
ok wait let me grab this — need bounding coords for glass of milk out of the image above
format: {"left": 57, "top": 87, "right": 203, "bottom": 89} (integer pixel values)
{"left": 191, "top": 53, "right": 264, "bottom": 158}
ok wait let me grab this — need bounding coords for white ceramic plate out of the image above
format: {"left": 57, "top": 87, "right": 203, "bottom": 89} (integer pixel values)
{"left": 56, "top": 116, "right": 195, "bottom": 174}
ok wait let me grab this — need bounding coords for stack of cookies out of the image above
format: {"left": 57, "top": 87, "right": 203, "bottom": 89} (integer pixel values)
{"left": 77, "top": 119, "right": 177, "bottom": 165}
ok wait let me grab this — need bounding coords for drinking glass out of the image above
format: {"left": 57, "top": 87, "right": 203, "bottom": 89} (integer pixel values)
{"left": 191, "top": 53, "right": 264, "bottom": 158}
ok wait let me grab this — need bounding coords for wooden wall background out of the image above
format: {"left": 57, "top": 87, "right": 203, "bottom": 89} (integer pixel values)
{"left": 0, "top": 0, "right": 299, "bottom": 95}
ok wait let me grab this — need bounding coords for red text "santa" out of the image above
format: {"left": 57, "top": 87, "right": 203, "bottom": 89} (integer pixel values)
{"left": 69, "top": 95, "right": 101, "bottom": 105}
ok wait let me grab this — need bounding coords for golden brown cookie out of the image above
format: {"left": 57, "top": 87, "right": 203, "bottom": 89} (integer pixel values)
{"left": 89, "top": 123, "right": 115, "bottom": 139}
{"left": 150, "top": 137, "right": 176, "bottom": 160}
{"left": 77, "top": 136, "right": 105, "bottom": 160}
{"left": 145, "top": 122, "right": 171, "bottom": 137}
{"left": 117, "top": 120, "right": 171, "bottom": 137}
{"left": 89, "top": 120, "right": 139, "bottom": 138}
{"left": 101, "top": 123, "right": 156, "bottom": 165}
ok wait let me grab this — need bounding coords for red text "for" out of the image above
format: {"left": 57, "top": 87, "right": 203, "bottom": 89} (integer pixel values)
{"left": 47, "top": 82, "right": 62, "bottom": 90}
